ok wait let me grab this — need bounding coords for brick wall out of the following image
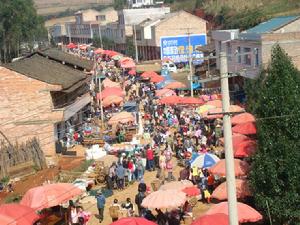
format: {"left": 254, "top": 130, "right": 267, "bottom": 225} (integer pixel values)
{"left": 0, "top": 67, "right": 63, "bottom": 157}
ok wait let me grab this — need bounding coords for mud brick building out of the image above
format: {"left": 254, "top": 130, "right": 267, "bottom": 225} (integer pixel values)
{"left": 0, "top": 50, "right": 93, "bottom": 164}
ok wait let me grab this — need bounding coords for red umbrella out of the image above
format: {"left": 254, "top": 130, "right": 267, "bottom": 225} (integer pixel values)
{"left": 191, "top": 214, "right": 229, "bottom": 225}
{"left": 234, "top": 140, "right": 257, "bottom": 158}
{"left": 120, "top": 58, "right": 136, "bottom": 68}
{"left": 155, "top": 89, "right": 176, "bottom": 97}
{"left": 150, "top": 75, "right": 164, "bottom": 83}
{"left": 181, "top": 186, "right": 200, "bottom": 197}
{"left": 232, "top": 112, "right": 255, "bottom": 125}
{"left": 219, "top": 133, "right": 251, "bottom": 148}
{"left": 103, "top": 50, "right": 120, "bottom": 57}
{"left": 0, "top": 204, "right": 40, "bottom": 225}
{"left": 211, "top": 179, "right": 251, "bottom": 200}
{"left": 94, "top": 48, "right": 104, "bottom": 54}
{"left": 180, "top": 97, "right": 204, "bottom": 105}
{"left": 205, "top": 202, "right": 263, "bottom": 223}
{"left": 141, "top": 71, "right": 159, "bottom": 78}
{"left": 97, "top": 87, "right": 125, "bottom": 100}
{"left": 102, "top": 95, "right": 123, "bottom": 108}
{"left": 209, "top": 159, "right": 250, "bottom": 177}
{"left": 110, "top": 217, "right": 157, "bottom": 225}
{"left": 164, "top": 81, "right": 186, "bottom": 89}
{"left": 66, "top": 42, "right": 76, "bottom": 49}
{"left": 232, "top": 122, "right": 257, "bottom": 135}
{"left": 128, "top": 69, "right": 136, "bottom": 75}
{"left": 108, "top": 111, "right": 134, "bottom": 125}
{"left": 159, "top": 96, "right": 183, "bottom": 105}
{"left": 20, "top": 183, "right": 83, "bottom": 210}
{"left": 206, "top": 100, "right": 222, "bottom": 108}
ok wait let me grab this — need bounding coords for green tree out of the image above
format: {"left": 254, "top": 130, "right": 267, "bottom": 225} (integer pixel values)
{"left": 113, "top": 0, "right": 126, "bottom": 10}
{"left": 195, "top": 0, "right": 205, "bottom": 9}
{"left": 247, "top": 45, "right": 300, "bottom": 225}
{"left": 125, "top": 37, "right": 135, "bottom": 59}
{"left": 92, "top": 36, "right": 115, "bottom": 50}
{"left": 0, "top": 0, "right": 46, "bottom": 63}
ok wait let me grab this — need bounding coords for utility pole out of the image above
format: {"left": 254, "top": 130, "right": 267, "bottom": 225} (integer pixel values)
{"left": 95, "top": 63, "right": 104, "bottom": 128}
{"left": 68, "top": 24, "right": 72, "bottom": 43}
{"left": 98, "top": 24, "right": 103, "bottom": 49}
{"left": 220, "top": 51, "right": 239, "bottom": 225}
{"left": 133, "top": 24, "right": 139, "bottom": 62}
{"left": 187, "top": 33, "right": 194, "bottom": 97}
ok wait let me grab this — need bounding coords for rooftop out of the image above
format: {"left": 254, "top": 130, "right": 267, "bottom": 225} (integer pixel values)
{"left": 4, "top": 53, "right": 87, "bottom": 92}
{"left": 244, "top": 15, "right": 300, "bottom": 34}
{"left": 40, "top": 48, "right": 93, "bottom": 71}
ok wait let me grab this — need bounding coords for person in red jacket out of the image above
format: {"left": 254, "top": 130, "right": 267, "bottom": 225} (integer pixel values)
{"left": 146, "top": 145, "right": 154, "bottom": 171}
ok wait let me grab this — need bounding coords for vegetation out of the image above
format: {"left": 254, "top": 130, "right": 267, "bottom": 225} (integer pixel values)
{"left": 5, "top": 193, "right": 22, "bottom": 203}
{"left": 125, "top": 37, "right": 135, "bottom": 59}
{"left": 246, "top": 45, "right": 300, "bottom": 225}
{"left": 72, "top": 159, "right": 94, "bottom": 173}
{"left": 0, "top": 0, "right": 47, "bottom": 63}
{"left": 93, "top": 36, "right": 115, "bottom": 50}
{"left": 113, "top": 0, "right": 127, "bottom": 10}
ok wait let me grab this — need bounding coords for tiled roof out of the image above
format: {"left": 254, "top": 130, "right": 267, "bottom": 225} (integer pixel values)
{"left": 245, "top": 16, "right": 300, "bottom": 34}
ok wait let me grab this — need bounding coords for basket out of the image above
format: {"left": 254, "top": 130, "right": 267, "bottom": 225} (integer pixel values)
{"left": 109, "top": 206, "right": 119, "bottom": 219}
{"left": 151, "top": 179, "right": 161, "bottom": 191}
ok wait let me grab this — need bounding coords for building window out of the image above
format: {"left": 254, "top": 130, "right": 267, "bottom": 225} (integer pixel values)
{"left": 96, "top": 15, "right": 106, "bottom": 21}
{"left": 227, "top": 42, "right": 232, "bottom": 61}
{"left": 237, "top": 46, "right": 241, "bottom": 63}
{"left": 136, "top": 30, "right": 142, "bottom": 40}
{"left": 254, "top": 48, "right": 259, "bottom": 67}
{"left": 243, "top": 47, "right": 251, "bottom": 66}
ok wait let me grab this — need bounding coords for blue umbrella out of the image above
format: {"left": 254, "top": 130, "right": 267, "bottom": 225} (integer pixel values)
{"left": 190, "top": 153, "right": 220, "bottom": 168}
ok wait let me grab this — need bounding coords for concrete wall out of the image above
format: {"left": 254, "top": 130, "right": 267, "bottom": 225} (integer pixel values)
{"left": 274, "top": 18, "right": 300, "bottom": 33}
{"left": 154, "top": 11, "right": 207, "bottom": 46}
{"left": 0, "top": 67, "right": 63, "bottom": 157}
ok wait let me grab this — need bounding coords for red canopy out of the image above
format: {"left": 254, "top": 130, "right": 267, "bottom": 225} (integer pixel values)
{"left": 20, "top": 183, "right": 82, "bottom": 210}
{"left": 219, "top": 133, "right": 251, "bottom": 148}
{"left": 66, "top": 42, "right": 77, "bottom": 49}
{"left": 234, "top": 140, "right": 257, "bottom": 158}
{"left": 191, "top": 214, "right": 229, "bottom": 225}
{"left": 120, "top": 58, "right": 136, "bottom": 68}
{"left": 103, "top": 50, "right": 120, "bottom": 57}
{"left": 150, "top": 75, "right": 164, "bottom": 83}
{"left": 209, "top": 159, "right": 250, "bottom": 177}
{"left": 94, "top": 48, "right": 104, "bottom": 54}
{"left": 164, "top": 81, "right": 186, "bottom": 89}
{"left": 155, "top": 89, "right": 176, "bottom": 97}
{"left": 232, "top": 112, "right": 255, "bottom": 125}
{"left": 205, "top": 202, "right": 263, "bottom": 223}
{"left": 0, "top": 204, "right": 40, "bottom": 225}
{"left": 211, "top": 179, "right": 251, "bottom": 200}
{"left": 232, "top": 122, "right": 257, "bottom": 135}
{"left": 141, "top": 71, "right": 159, "bottom": 78}
{"left": 110, "top": 217, "right": 157, "bottom": 225}
{"left": 97, "top": 87, "right": 125, "bottom": 100}
{"left": 180, "top": 97, "right": 204, "bottom": 105}
{"left": 160, "top": 96, "right": 183, "bottom": 105}
{"left": 181, "top": 186, "right": 200, "bottom": 197}
{"left": 128, "top": 69, "right": 136, "bottom": 75}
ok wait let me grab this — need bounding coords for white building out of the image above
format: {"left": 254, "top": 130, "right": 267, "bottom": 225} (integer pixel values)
{"left": 127, "top": 0, "right": 154, "bottom": 8}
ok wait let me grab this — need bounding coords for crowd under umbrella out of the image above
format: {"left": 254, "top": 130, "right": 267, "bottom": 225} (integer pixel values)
{"left": 109, "top": 217, "right": 158, "bottom": 225}
{"left": 159, "top": 95, "right": 183, "bottom": 105}
{"left": 128, "top": 69, "right": 136, "bottom": 75}
{"left": 180, "top": 97, "right": 204, "bottom": 105}
{"left": 159, "top": 180, "right": 193, "bottom": 191}
{"left": 232, "top": 121, "right": 257, "bottom": 135}
{"left": 107, "top": 111, "right": 135, "bottom": 125}
{"left": 209, "top": 159, "right": 250, "bottom": 177}
{"left": 141, "top": 189, "right": 187, "bottom": 209}
{"left": 191, "top": 214, "right": 229, "bottom": 225}
{"left": 205, "top": 202, "right": 263, "bottom": 223}
{"left": 190, "top": 153, "right": 220, "bottom": 169}
{"left": 211, "top": 179, "right": 251, "bottom": 201}
{"left": 205, "top": 99, "right": 223, "bottom": 108}
{"left": 0, "top": 204, "right": 40, "bottom": 225}
{"left": 231, "top": 112, "right": 256, "bottom": 125}
{"left": 20, "top": 183, "right": 83, "bottom": 211}
{"left": 102, "top": 78, "right": 121, "bottom": 88}
{"left": 234, "top": 140, "right": 257, "bottom": 158}
{"left": 94, "top": 48, "right": 104, "bottom": 54}
{"left": 120, "top": 58, "right": 136, "bottom": 69}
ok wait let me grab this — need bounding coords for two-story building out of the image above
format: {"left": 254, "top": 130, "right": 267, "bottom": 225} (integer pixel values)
{"left": 108, "top": 7, "right": 171, "bottom": 52}
{"left": 135, "top": 10, "right": 207, "bottom": 60}
{"left": 212, "top": 16, "right": 300, "bottom": 78}
{"left": 0, "top": 50, "right": 93, "bottom": 162}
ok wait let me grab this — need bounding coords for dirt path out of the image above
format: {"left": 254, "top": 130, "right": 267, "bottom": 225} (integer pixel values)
{"left": 82, "top": 159, "right": 211, "bottom": 225}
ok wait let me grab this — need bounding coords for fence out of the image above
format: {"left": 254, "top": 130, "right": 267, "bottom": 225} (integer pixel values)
{"left": 0, "top": 138, "right": 47, "bottom": 179}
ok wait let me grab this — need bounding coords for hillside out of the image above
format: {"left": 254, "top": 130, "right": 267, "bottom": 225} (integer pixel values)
{"left": 34, "top": 0, "right": 113, "bottom": 15}
{"left": 168, "top": 0, "right": 300, "bottom": 30}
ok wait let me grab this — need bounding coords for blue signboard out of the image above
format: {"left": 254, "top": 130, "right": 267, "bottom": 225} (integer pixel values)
{"left": 160, "top": 34, "right": 207, "bottom": 65}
